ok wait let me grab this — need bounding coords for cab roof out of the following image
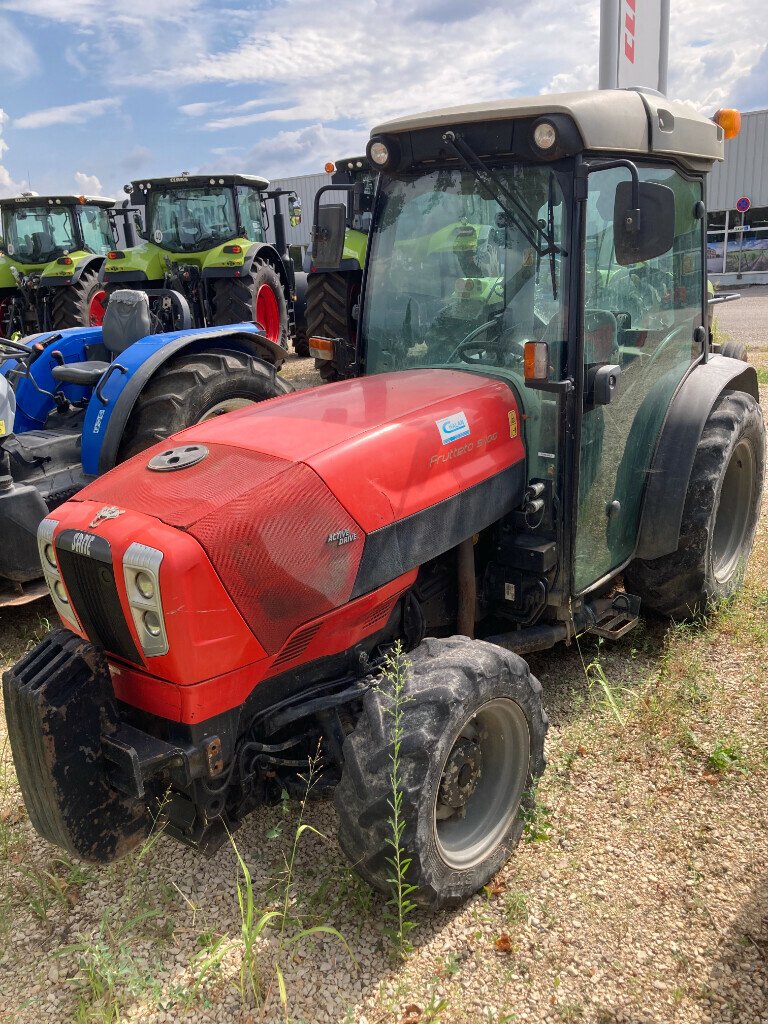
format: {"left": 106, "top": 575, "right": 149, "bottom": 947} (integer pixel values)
{"left": 372, "top": 89, "right": 724, "bottom": 172}
{"left": 0, "top": 195, "right": 115, "bottom": 208}
{"left": 130, "top": 173, "right": 270, "bottom": 193}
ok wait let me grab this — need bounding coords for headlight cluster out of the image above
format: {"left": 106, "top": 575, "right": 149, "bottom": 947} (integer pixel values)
{"left": 123, "top": 542, "right": 168, "bottom": 657}
{"left": 37, "top": 519, "right": 79, "bottom": 630}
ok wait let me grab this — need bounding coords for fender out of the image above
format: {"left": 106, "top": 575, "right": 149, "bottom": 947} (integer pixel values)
{"left": 40, "top": 254, "right": 105, "bottom": 289}
{"left": 84, "top": 324, "right": 286, "bottom": 476}
{"left": 203, "top": 242, "right": 293, "bottom": 296}
{"left": 634, "top": 354, "right": 760, "bottom": 561}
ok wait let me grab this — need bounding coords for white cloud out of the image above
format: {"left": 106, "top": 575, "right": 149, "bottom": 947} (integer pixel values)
{"left": 0, "top": 109, "right": 27, "bottom": 198}
{"left": 14, "top": 97, "right": 120, "bottom": 130}
{"left": 74, "top": 170, "right": 103, "bottom": 194}
{"left": 211, "top": 123, "right": 369, "bottom": 180}
{"left": 0, "top": 16, "right": 39, "bottom": 79}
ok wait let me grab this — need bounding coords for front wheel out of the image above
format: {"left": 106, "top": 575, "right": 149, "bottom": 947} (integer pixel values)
{"left": 625, "top": 389, "right": 765, "bottom": 619}
{"left": 335, "top": 636, "right": 547, "bottom": 910}
{"left": 116, "top": 349, "right": 291, "bottom": 461}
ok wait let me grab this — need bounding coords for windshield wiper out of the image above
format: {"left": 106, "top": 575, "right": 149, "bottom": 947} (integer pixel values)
{"left": 441, "top": 131, "right": 562, "bottom": 258}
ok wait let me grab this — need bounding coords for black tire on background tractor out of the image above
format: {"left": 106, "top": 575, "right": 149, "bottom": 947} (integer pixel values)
{"left": 720, "top": 340, "right": 748, "bottom": 362}
{"left": 293, "top": 324, "right": 309, "bottom": 358}
{"left": 305, "top": 270, "right": 362, "bottom": 382}
{"left": 50, "top": 265, "right": 107, "bottom": 329}
{"left": 211, "top": 259, "right": 289, "bottom": 349}
{"left": 624, "top": 389, "right": 765, "bottom": 620}
{"left": 117, "top": 349, "right": 291, "bottom": 462}
{"left": 335, "top": 635, "right": 547, "bottom": 910}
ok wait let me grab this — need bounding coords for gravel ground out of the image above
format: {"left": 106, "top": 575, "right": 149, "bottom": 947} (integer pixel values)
{"left": 0, "top": 301, "right": 766, "bottom": 1024}
{"left": 715, "top": 285, "right": 768, "bottom": 351}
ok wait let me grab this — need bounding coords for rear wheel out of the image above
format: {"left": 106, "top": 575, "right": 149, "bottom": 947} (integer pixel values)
{"left": 334, "top": 636, "right": 547, "bottom": 909}
{"left": 305, "top": 270, "right": 361, "bottom": 382}
{"left": 625, "top": 389, "right": 765, "bottom": 619}
{"left": 211, "top": 259, "right": 289, "bottom": 350}
{"left": 49, "top": 265, "right": 106, "bottom": 329}
{"left": 116, "top": 349, "right": 291, "bottom": 461}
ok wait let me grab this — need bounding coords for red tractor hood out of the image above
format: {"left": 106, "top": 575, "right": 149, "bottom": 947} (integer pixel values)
{"left": 58, "top": 370, "right": 525, "bottom": 709}
{"left": 81, "top": 369, "right": 526, "bottom": 535}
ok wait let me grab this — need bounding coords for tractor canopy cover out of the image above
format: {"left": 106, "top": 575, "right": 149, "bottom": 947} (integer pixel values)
{"left": 372, "top": 89, "right": 725, "bottom": 173}
{"left": 46, "top": 370, "right": 525, "bottom": 719}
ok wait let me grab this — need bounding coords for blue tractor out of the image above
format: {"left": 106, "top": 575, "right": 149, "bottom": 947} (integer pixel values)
{"left": 0, "top": 289, "right": 290, "bottom": 605}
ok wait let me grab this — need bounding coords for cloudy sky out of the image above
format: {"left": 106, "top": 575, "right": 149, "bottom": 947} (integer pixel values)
{"left": 0, "top": 0, "right": 765, "bottom": 199}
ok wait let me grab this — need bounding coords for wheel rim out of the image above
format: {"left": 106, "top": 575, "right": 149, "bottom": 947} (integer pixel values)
{"left": 255, "top": 284, "right": 280, "bottom": 342}
{"left": 712, "top": 438, "right": 756, "bottom": 583}
{"left": 89, "top": 289, "right": 107, "bottom": 326}
{"left": 434, "top": 697, "right": 530, "bottom": 870}
{"left": 198, "top": 398, "right": 253, "bottom": 422}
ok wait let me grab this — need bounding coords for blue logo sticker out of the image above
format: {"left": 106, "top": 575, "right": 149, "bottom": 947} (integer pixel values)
{"left": 436, "top": 411, "right": 471, "bottom": 445}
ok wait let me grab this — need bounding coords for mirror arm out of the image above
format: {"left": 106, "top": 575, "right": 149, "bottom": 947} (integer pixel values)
{"left": 585, "top": 157, "right": 641, "bottom": 233}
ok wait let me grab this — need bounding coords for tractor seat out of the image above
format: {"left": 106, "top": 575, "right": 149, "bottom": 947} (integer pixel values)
{"left": 51, "top": 360, "right": 110, "bottom": 386}
{"left": 50, "top": 290, "right": 152, "bottom": 387}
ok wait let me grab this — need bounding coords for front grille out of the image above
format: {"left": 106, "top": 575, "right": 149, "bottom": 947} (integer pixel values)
{"left": 56, "top": 531, "right": 140, "bottom": 664}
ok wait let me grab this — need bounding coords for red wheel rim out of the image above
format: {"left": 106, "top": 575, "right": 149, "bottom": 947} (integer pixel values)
{"left": 255, "top": 284, "right": 280, "bottom": 342}
{"left": 89, "top": 289, "right": 107, "bottom": 327}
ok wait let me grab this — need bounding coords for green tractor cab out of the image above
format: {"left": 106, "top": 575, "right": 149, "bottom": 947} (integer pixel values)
{"left": 103, "top": 173, "right": 306, "bottom": 353}
{"left": 0, "top": 194, "right": 115, "bottom": 335}
{"left": 305, "top": 157, "right": 376, "bottom": 380}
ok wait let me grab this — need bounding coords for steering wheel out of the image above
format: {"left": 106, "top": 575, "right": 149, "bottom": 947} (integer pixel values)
{"left": 0, "top": 336, "right": 33, "bottom": 358}
{"left": 445, "top": 312, "right": 519, "bottom": 366}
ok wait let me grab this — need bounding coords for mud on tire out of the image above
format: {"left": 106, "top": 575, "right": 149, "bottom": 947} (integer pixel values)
{"left": 211, "top": 258, "right": 289, "bottom": 349}
{"left": 335, "top": 635, "right": 547, "bottom": 910}
{"left": 305, "top": 270, "right": 361, "bottom": 382}
{"left": 117, "top": 349, "right": 291, "bottom": 461}
{"left": 49, "top": 265, "right": 106, "bottom": 329}
{"left": 625, "top": 389, "right": 765, "bottom": 620}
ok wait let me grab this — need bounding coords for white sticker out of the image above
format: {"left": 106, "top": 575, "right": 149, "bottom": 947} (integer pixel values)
{"left": 153, "top": 229, "right": 163, "bottom": 243}
{"left": 436, "top": 411, "right": 471, "bottom": 445}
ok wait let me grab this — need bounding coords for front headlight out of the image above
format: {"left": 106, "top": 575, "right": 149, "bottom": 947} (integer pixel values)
{"left": 37, "top": 519, "right": 79, "bottom": 629}
{"left": 123, "top": 543, "right": 168, "bottom": 656}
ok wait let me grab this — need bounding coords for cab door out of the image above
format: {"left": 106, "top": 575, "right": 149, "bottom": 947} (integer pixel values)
{"left": 573, "top": 165, "right": 705, "bottom": 593}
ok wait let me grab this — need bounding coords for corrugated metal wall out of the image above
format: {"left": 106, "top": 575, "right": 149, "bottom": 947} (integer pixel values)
{"left": 265, "top": 171, "right": 334, "bottom": 248}
{"left": 707, "top": 108, "right": 768, "bottom": 211}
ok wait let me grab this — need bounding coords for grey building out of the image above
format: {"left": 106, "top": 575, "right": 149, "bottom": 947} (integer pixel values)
{"left": 265, "top": 170, "right": 334, "bottom": 250}
{"left": 706, "top": 108, "right": 768, "bottom": 284}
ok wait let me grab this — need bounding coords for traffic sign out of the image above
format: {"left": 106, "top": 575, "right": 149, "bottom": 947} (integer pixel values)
{"left": 736, "top": 196, "right": 751, "bottom": 214}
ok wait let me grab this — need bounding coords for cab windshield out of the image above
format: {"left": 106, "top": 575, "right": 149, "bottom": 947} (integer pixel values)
{"left": 362, "top": 165, "right": 569, "bottom": 379}
{"left": 76, "top": 206, "right": 113, "bottom": 254}
{"left": 2, "top": 205, "right": 78, "bottom": 264}
{"left": 148, "top": 186, "right": 239, "bottom": 252}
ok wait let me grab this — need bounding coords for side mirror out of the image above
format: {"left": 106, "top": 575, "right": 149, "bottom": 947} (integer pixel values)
{"left": 312, "top": 204, "right": 346, "bottom": 269}
{"left": 613, "top": 181, "right": 675, "bottom": 266}
{"left": 133, "top": 213, "right": 146, "bottom": 240}
{"left": 288, "top": 195, "right": 302, "bottom": 227}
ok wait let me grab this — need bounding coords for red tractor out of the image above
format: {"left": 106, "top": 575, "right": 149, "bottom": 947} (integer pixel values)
{"left": 4, "top": 91, "right": 764, "bottom": 909}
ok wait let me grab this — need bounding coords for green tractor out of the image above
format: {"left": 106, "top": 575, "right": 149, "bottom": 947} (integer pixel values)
{"left": 305, "top": 157, "right": 376, "bottom": 381}
{"left": 101, "top": 173, "right": 306, "bottom": 352}
{"left": 0, "top": 194, "right": 115, "bottom": 335}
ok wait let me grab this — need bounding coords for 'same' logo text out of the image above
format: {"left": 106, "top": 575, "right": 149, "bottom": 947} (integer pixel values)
{"left": 72, "top": 532, "right": 95, "bottom": 557}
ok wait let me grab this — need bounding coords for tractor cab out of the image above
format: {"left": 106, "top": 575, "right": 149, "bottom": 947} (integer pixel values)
{"left": 0, "top": 194, "right": 115, "bottom": 335}
{"left": 316, "top": 89, "right": 749, "bottom": 601}
{"left": 102, "top": 173, "right": 305, "bottom": 347}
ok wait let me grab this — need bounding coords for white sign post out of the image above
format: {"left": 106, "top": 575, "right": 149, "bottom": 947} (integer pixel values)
{"left": 599, "top": 0, "right": 670, "bottom": 94}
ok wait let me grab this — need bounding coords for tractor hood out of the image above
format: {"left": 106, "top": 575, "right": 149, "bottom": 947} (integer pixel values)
{"left": 82, "top": 368, "right": 525, "bottom": 534}
{"left": 50, "top": 370, "right": 525, "bottom": 709}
